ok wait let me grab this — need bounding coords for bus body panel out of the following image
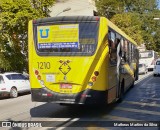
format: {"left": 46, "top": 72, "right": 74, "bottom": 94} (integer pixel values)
{"left": 28, "top": 16, "right": 139, "bottom": 105}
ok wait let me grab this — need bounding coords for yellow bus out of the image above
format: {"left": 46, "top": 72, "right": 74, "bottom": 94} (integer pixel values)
{"left": 28, "top": 16, "right": 139, "bottom": 105}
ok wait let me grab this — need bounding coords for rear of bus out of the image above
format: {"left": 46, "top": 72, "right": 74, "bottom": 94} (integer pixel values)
{"left": 139, "top": 50, "right": 156, "bottom": 71}
{"left": 28, "top": 16, "right": 109, "bottom": 105}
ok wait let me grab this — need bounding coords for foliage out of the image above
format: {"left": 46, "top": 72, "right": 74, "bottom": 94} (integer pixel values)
{"left": 0, "top": 0, "right": 55, "bottom": 72}
{"left": 111, "top": 13, "right": 143, "bottom": 45}
{"left": 95, "top": 0, "right": 124, "bottom": 18}
{"left": 95, "top": 0, "right": 160, "bottom": 54}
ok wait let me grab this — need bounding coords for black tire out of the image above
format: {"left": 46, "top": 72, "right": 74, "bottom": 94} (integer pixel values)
{"left": 10, "top": 87, "right": 18, "bottom": 98}
{"left": 131, "top": 80, "right": 135, "bottom": 88}
{"left": 117, "top": 81, "right": 124, "bottom": 103}
{"left": 154, "top": 74, "right": 156, "bottom": 77}
{"left": 135, "top": 72, "right": 139, "bottom": 81}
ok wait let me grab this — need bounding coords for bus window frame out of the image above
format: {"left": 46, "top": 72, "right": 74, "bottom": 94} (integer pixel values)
{"left": 108, "top": 29, "right": 121, "bottom": 65}
{"left": 33, "top": 21, "right": 99, "bottom": 56}
{"left": 108, "top": 27, "right": 137, "bottom": 65}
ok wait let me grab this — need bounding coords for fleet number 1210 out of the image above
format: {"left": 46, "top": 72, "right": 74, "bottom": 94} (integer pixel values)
{"left": 37, "top": 62, "right": 50, "bottom": 69}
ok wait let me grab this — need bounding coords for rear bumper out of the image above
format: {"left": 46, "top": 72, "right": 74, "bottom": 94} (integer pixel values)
{"left": 31, "top": 88, "right": 108, "bottom": 105}
{"left": 147, "top": 65, "right": 154, "bottom": 69}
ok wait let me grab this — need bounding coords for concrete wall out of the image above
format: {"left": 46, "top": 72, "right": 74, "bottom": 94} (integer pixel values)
{"left": 50, "top": 0, "right": 97, "bottom": 17}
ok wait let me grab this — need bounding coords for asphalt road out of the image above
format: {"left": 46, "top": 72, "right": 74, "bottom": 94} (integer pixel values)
{"left": 0, "top": 71, "right": 160, "bottom": 130}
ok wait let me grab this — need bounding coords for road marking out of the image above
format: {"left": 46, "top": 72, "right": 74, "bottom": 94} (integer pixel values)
{"left": 30, "top": 116, "right": 140, "bottom": 130}
{"left": 116, "top": 107, "right": 160, "bottom": 116}
{"left": 31, "top": 117, "right": 73, "bottom": 121}
{"left": 123, "top": 101, "right": 160, "bottom": 107}
{"left": 144, "top": 97, "right": 160, "bottom": 101}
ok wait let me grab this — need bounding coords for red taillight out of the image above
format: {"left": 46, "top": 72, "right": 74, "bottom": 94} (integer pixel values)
{"left": 37, "top": 75, "right": 41, "bottom": 80}
{"left": 33, "top": 20, "right": 36, "bottom": 24}
{"left": 81, "top": 94, "right": 86, "bottom": 98}
{"left": 35, "top": 70, "right": 39, "bottom": 75}
{"left": 95, "top": 17, "right": 99, "bottom": 21}
{"left": 91, "top": 76, "right": 96, "bottom": 82}
{"left": 94, "top": 71, "right": 99, "bottom": 76}
{"left": 47, "top": 93, "right": 53, "bottom": 97}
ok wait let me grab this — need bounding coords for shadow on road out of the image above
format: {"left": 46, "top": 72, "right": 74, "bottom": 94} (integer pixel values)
{"left": 30, "top": 102, "right": 118, "bottom": 118}
{"left": 29, "top": 74, "right": 158, "bottom": 128}
{"left": 29, "top": 73, "right": 154, "bottom": 119}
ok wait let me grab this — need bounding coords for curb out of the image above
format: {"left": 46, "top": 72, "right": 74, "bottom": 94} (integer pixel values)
{"left": 135, "top": 72, "right": 153, "bottom": 85}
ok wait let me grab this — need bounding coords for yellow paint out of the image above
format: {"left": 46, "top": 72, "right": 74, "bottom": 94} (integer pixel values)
{"left": 37, "top": 24, "right": 79, "bottom": 43}
{"left": 28, "top": 17, "right": 138, "bottom": 103}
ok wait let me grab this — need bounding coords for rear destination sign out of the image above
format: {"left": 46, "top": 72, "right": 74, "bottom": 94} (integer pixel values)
{"left": 37, "top": 24, "right": 79, "bottom": 49}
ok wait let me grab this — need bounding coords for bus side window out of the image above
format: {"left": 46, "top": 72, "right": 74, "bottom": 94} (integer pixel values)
{"left": 108, "top": 31, "right": 117, "bottom": 65}
{"left": 131, "top": 44, "right": 134, "bottom": 62}
{"left": 128, "top": 42, "right": 132, "bottom": 64}
{"left": 122, "top": 39, "right": 128, "bottom": 63}
{"left": 120, "top": 38, "right": 126, "bottom": 63}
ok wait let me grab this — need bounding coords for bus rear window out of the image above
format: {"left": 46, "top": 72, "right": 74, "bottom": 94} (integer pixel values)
{"left": 139, "top": 51, "right": 153, "bottom": 58}
{"left": 34, "top": 22, "right": 99, "bottom": 56}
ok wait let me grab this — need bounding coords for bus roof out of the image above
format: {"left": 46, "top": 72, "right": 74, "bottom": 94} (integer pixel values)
{"left": 33, "top": 16, "right": 100, "bottom": 24}
{"left": 107, "top": 19, "right": 138, "bottom": 46}
{"left": 33, "top": 16, "right": 137, "bottom": 46}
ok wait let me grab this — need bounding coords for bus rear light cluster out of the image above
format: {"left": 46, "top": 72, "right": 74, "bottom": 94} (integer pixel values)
{"left": 91, "top": 76, "right": 97, "bottom": 82}
{"left": 42, "top": 93, "right": 53, "bottom": 97}
{"left": 94, "top": 71, "right": 99, "bottom": 76}
{"left": 35, "top": 70, "right": 39, "bottom": 75}
{"left": 81, "top": 94, "right": 87, "bottom": 98}
{"left": 37, "top": 75, "right": 41, "bottom": 80}
{"left": 91, "top": 71, "right": 99, "bottom": 82}
{"left": 35, "top": 70, "right": 42, "bottom": 81}
{"left": 95, "top": 17, "right": 99, "bottom": 21}
{"left": 81, "top": 94, "right": 91, "bottom": 98}
{"left": 47, "top": 93, "right": 53, "bottom": 97}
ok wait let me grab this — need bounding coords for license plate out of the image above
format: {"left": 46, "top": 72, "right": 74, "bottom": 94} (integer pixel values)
{"left": 60, "top": 84, "right": 72, "bottom": 89}
{"left": 60, "top": 84, "right": 72, "bottom": 93}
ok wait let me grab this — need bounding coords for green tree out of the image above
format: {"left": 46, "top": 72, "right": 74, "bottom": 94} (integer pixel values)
{"left": 95, "top": 0, "right": 124, "bottom": 18}
{"left": 123, "top": 0, "right": 157, "bottom": 13}
{"left": 111, "top": 13, "right": 143, "bottom": 45}
{"left": 0, "top": 0, "right": 55, "bottom": 72}
{"left": 95, "top": 0, "right": 160, "bottom": 53}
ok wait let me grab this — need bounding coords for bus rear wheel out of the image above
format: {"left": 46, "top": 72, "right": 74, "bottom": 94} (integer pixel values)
{"left": 117, "top": 81, "right": 124, "bottom": 103}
